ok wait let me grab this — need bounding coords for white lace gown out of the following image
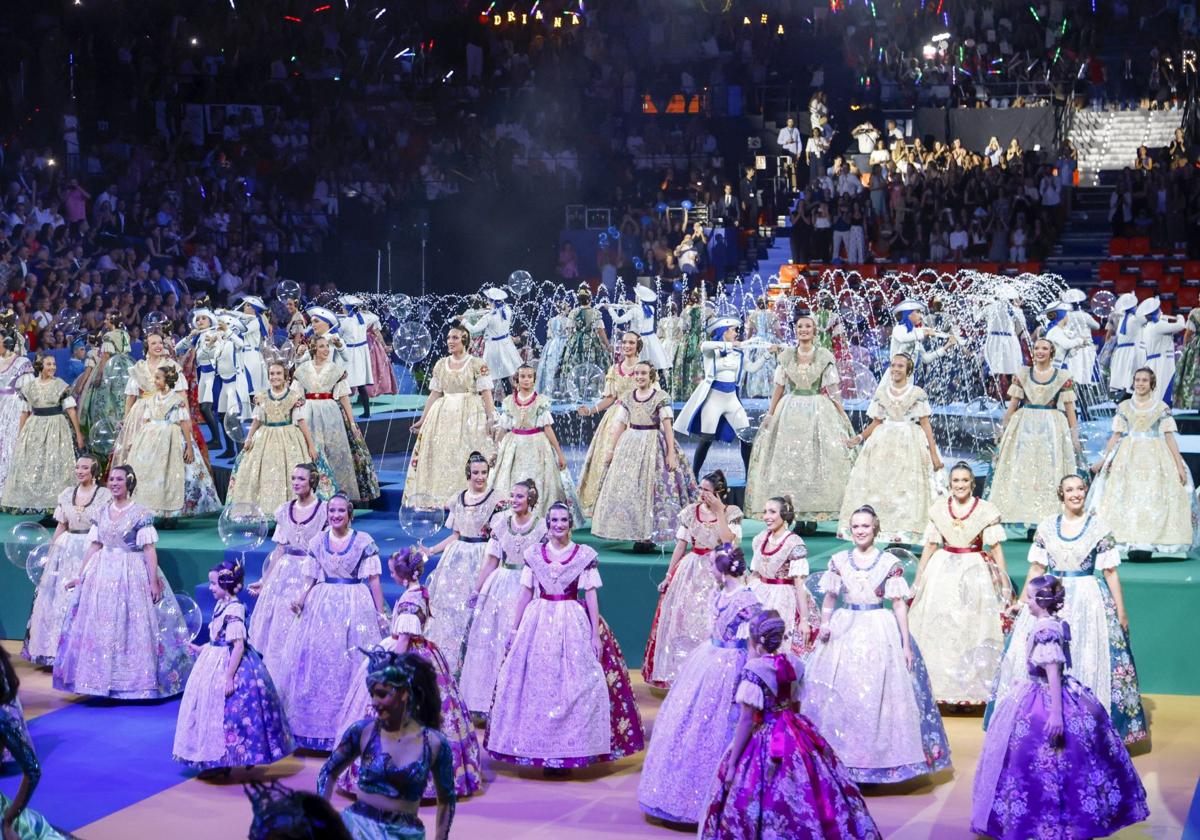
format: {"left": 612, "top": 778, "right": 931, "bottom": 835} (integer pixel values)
{"left": 747, "top": 530, "right": 815, "bottom": 655}
{"left": 0, "top": 355, "right": 32, "bottom": 493}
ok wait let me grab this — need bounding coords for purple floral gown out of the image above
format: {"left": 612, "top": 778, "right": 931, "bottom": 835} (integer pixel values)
{"left": 699, "top": 653, "right": 881, "bottom": 840}
{"left": 172, "top": 600, "right": 295, "bottom": 769}
{"left": 972, "top": 616, "right": 1149, "bottom": 839}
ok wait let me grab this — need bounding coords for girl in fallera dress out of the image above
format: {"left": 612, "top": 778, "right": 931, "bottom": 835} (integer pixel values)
{"left": 987, "top": 337, "right": 1082, "bottom": 529}
{"left": 748, "top": 496, "right": 816, "bottom": 655}
{"left": 114, "top": 331, "right": 190, "bottom": 464}
{"left": 486, "top": 502, "right": 642, "bottom": 771}
{"left": 909, "top": 462, "right": 1012, "bottom": 705}
{"left": 228, "top": 361, "right": 324, "bottom": 517}
{"left": 575, "top": 331, "right": 641, "bottom": 516}
{"left": 699, "top": 610, "right": 881, "bottom": 840}
{"left": 404, "top": 322, "right": 496, "bottom": 508}
{"left": 173, "top": 560, "right": 295, "bottom": 775}
{"left": 22, "top": 454, "right": 112, "bottom": 666}
{"left": 0, "top": 354, "right": 84, "bottom": 515}
{"left": 121, "top": 366, "right": 221, "bottom": 519}
{"left": 837, "top": 354, "right": 944, "bottom": 544}
{"left": 54, "top": 465, "right": 195, "bottom": 699}
{"left": 334, "top": 548, "right": 483, "bottom": 800}
{"left": 638, "top": 545, "right": 762, "bottom": 825}
{"left": 319, "top": 651, "right": 456, "bottom": 840}
{"left": 488, "top": 364, "right": 579, "bottom": 521}
{"left": 642, "top": 471, "right": 743, "bottom": 689}
{"left": 75, "top": 313, "right": 132, "bottom": 457}
{"left": 534, "top": 300, "right": 570, "bottom": 397}
{"left": 989, "top": 475, "right": 1148, "bottom": 745}
{"left": 276, "top": 494, "right": 387, "bottom": 750}
{"left": 424, "top": 452, "right": 505, "bottom": 677}
{"left": 0, "top": 330, "right": 34, "bottom": 494}
{"left": 294, "top": 335, "right": 380, "bottom": 505}
{"left": 746, "top": 312, "right": 855, "bottom": 523}
{"left": 801, "top": 506, "right": 952, "bottom": 784}
{"left": 459, "top": 480, "right": 547, "bottom": 719}
{"left": 247, "top": 464, "right": 329, "bottom": 674}
{"left": 1089, "top": 366, "right": 1195, "bottom": 555}
{"left": 973, "top": 576, "right": 1149, "bottom": 840}
{"left": 742, "top": 298, "right": 781, "bottom": 398}
{"left": 590, "top": 361, "right": 698, "bottom": 548}
{"left": 364, "top": 317, "right": 400, "bottom": 399}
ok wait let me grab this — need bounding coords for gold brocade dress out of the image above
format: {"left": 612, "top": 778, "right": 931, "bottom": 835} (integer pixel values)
{"left": 0, "top": 377, "right": 77, "bottom": 514}
{"left": 1087, "top": 399, "right": 1195, "bottom": 553}
{"left": 746, "top": 346, "right": 855, "bottom": 520}
{"left": 293, "top": 360, "right": 363, "bottom": 502}
{"left": 908, "top": 497, "right": 1008, "bottom": 704}
{"left": 228, "top": 385, "right": 312, "bottom": 516}
{"left": 403, "top": 355, "right": 494, "bottom": 508}
{"left": 125, "top": 391, "right": 221, "bottom": 519}
{"left": 488, "top": 392, "right": 582, "bottom": 521}
{"left": 836, "top": 381, "right": 939, "bottom": 544}
{"left": 986, "top": 367, "right": 1077, "bottom": 528}
{"left": 115, "top": 359, "right": 188, "bottom": 462}
{"left": 576, "top": 361, "right": 637, "bottom": 516}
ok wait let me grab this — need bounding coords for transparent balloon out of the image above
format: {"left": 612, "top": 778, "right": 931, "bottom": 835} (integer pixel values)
{"left": 276, "top": 339, "right": 297, "bottom": 368}
{"left": 6, "top": 521, "right": 50, "bottom": 569}
{"left": 270, "top": 298, "right": 291, "bottom": 327}
{"left": 887, "top": 547, "right": 920, "bottom": 585}
{"left": 277, "top": 280, "right": 303, "bottom": 301}
{"left": 223, "top": 410, "right": 249, "bottom": 445}
{"left": 398, "top": 498, "right": 446, "bottom": 543}
{"left": 102, "top": 354, "right": 134, "bottom": 388}
{"left": 508, "top": 270, "right": 534, "bottom": 298}
{"left": 390, "top": 293, "right": 413, "bottom": 321}
{"left": 1091, "top": 290, "right": 1116, "bottom": 319}
{"left": 967, "top": 639, "right": 1004, "bottom": 681}
{"left": 566, "top": 362, "right": 606, "bottom": 403}
{"left": 56, "top": 307, "right": 82, "bottom": 332}
{"left": 391, "top": 322, "right": 433, "bottom": 366}
{"left": 159, "top": 592, "right": 204, "bottom": 642}
{"left": 25, "top": 543, "right": 54, "bottom": 587}
{"left": 141, "top": 311, "right": 169, "bottom": 334}
{"left": 89, "top": 417, "right": 120, "bottom": 455}
{"left": 842, "top": 360, "right": 878, "bottom": 400}
{"left": 218, "top": 502, "right": 269, "bottom": 549}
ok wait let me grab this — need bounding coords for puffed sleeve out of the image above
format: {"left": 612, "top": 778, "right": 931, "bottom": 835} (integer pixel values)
{"left": 819, "top": 359, "right": 841, "bottom": 390}
{"left": 1027, "top": 529, "right": 1050, "bottom": 568}
{"left": 135, "top": 524, "right": 159, "bottom": 547}
{"left": 124, "top": 371, "right": 141, "bottom": 397}
{"left": 772, "top": 361, "right": 789, "bottom": 388}
{"left": 787, "top": 540, "right": 810, "bottom": 578}
{"left": 1093, "top": 534, "right": 1121, "bottom": 570}
{"left": 882, "top": 562, "right": 911, "bottom": 600}
{"left": 656, "top": 397, "right": 674, "bottom": 420}
{"left": 332, "top": 373, "right": 352, "bottom": 400}
{"left": 86, "top": 524, "right": 100, "bottom": 543}
{"left": 1161, "top": 413, "right": 1179, "bottom": 435}
{"left": 172, "top": 365, "right": 188, "bottom": 391}
{"left": 222, "top": 603, "right": 247, "bottom": 641}
{"left": 535, "top": 398, "right": 554, "bottom": 428}
{"left": 290, "top": 390, "right": 307, "bottom": 420}
{"left": 390, "top": 599, "right": 424, "bottom": 636}
{"left": 908, "top": 387, "right": 932, "bottom": 419}
{"left": 1029, "top": 626, "right": 1066, "bottom": 667}
{"left": 612, "top": 404, "right": 631, "bottom": 426}
{"left": 443, "top": 495, "right": 459, "bottom": 531}
{"left": 601, "top": 366, "right": 617, "bottom": 398}
{"left": 428, "top": 358, "right": 445, "bottom": 393}
{"left": 578, "top": 558, "right": 603, "bottom": 591}
{"left": 675, "top": 523, "right": 691, "bottom": 543}
{"left": 727, "top": 506, "right": 744, "bottom": 542}
{"left": 473, "top": 358, "right": 493, "bottom": 392}
{"left": 60, "top": 393, "right": 77, "bottom": 410}
{"left": 982, "top": 520, "right": 1007, "bottom": 546}
{"left": 922, "top": 521, "right": 942, "bottom": 546}
{"left": 355, "top": 537, "right": 382, "bottom": 578}
{"left": 252, "top": 397, "right": 267, "bottom": 422}
{"left": 1056, "top": 378, "right": 1076, "bottom": 410}
{"left": 734, "top": 677, "right": 765, "bottom": 709}
{"left": 519, "top": 564, "right": 535, "bottom": 589}
{"left": 16, "top": 382, "right": 31, "bottom": 411}
{"left": 54, "top": 496, "right": 69, "bottom": 526}
{"left": 865, "top": 392, "right": 886, "bottom": 420}
{"left": 270, "top": 507, "right": 288, "bottom": 544}
{"left": 301, "top": 538, "right": 321, "bottom": 579}
{"left": 1007, "top": 373, "right": 1026, "bottom": 401}
{"left": 1111, "top": 408, "right": 1129, "bottom": 434}
{"left": 484, "top": 512, "right": 506, "bottom": 558}
{"left": 819, "top": 556, "right": 842, "bottom": 595}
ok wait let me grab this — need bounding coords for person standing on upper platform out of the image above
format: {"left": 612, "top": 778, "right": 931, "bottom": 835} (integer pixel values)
{"left": 608, "top": 285, "right": 671, "bottom": 373}
{"left": 336, "top": 295, "right": 378, "bottom": 419}
{"left": 982, "top": 286, "right": 1027, "bottom": 397}
{"left": 1106, "top": 292, "right": 1142, "bottom": 400}
{"left": 1136, "top": 296, "right": 1186, "bottom": 403}
{"left": 464, "top": 287, "right": 523, "bottom": 391}
{"left": 889, "top": 300, "right": 956, "bottom": 378}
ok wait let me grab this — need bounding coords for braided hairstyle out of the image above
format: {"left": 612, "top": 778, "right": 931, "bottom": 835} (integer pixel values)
{"left": 702, "top": 470, "right": 729, "bottom": 499}
{"left": 750, "top": 610, "right": 787, "bottom": 653}
{"left": 389, "top": 547, "right": 427, "bottom": 585}
{"left": 714, "top": 543, "right": 747, "bottom": 577}
{"left": 1028, "top": 575, "right": 1066, "bottom": 614}
{"left": 768, "top": 495, "right": 796, "bottom": 525}
{"left": 212, "top": 558, "right": 245, "bottom": 596}
{"left": 464, "top": 450, "right": 489, "bottom": 479}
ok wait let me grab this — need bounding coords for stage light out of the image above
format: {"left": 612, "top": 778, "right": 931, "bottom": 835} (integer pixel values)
{"left": 190, "top": 37, "right": 199, "bottom": 46}
{"left": 313, "top": 4, "right": 332, "bottom": 12}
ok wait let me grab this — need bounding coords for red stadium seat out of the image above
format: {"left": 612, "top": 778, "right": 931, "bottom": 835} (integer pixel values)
{"left": 1183, "top": 261, "right": 1200, "bottom": 282}
{"left": 1128, "top": 237, "right": 1151, "bottom": 256}
{"left": 1178, "top": 286, "right": 1200, "bottom": 308}
{"left": 1113, "top": 275, "right": 1138, "bottom": 294}
{"left": 1160, "top": 274, "right": 1181, "bottom": 295}
{"left": 1098, "top": 262, "right": 1122, "bottom": 282}
{"left": 1138, "top": 262, "right": 1164, "bottom": 281}
{"left": 1109, "top": 238, "right": 1129, "bottom": 257}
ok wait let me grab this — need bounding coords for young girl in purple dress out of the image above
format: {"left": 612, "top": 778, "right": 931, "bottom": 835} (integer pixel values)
{"left": 173, "top": 559, "right": 294, "bottom": 775}
{"left": 699, "top": 610, "right": 881, "bottom": 840}
{"left": 972, "top": 575, "right": 1149, "bottom": 840}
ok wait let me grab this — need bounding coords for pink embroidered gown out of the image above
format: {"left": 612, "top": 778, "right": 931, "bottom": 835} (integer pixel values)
{"left": 749, "top": 530, "right": 817, "bottom": 655}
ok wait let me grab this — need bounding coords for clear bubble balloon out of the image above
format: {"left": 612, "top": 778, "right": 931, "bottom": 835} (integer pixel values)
{"left": 277, "top": 339, "right": 297, "bottom": 368}
{"left": 159, "top": 592, "right": 204, "bottom": 641}
{"left": 1091, "top": 290, "right": 1116, "bottom": 318}
{"left": 508, "top": 270, "right": 534, "bottom": 298}
{"left": 390, "top": 293, "right": 413, "bottom": 321}
{"left": 56, "top": 307, "right": 82, "bottom": 332}
{"left": 141, "top": 311, "right": 169, "bottom": 334}
{"left": 223, "top": 410, "right": 249, "bottom": 445}
{"left": 566, "top": 362, "right": 606, "bottom": 403}
{"left": 218, "top": 502, "right": 269, "bottom": 549}
{"left": 102, "top": 354, "right": 134, "bottom": 388}
{"left": 270, "top": 298, "right": 291, "bottom": 327}
{"left": 887, "top": 547, "right": 920, "bottom": 584}
{"left": 842, "top": 360, "right": 878, "bottom": 400}
{"left": 89, "top": 417, "right": 120, "bottom": 455}
{"left": 277, "top": 280, "right": 303, "bottom": 301}
{"left": 6, "top": 521, "right": 50, "bottom": 569}
{"left": 398, "top": 498, "right": 446, "bottom": 542}
{"left": 391, "top": 322, "right": 433, "bottom": 366}
{"left": 967, "top": 639, "right": 1004, "bottom": 681}
{"left": 25, "top": 543, "right": 53, "bottom": 587}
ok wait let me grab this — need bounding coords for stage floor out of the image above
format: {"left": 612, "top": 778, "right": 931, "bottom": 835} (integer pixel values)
{"left": 2, "top": 642, "right": 1196, "bottom": 839}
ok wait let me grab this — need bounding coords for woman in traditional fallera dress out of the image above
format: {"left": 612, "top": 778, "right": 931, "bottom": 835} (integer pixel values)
{"left": 276, "top": 494, "right": 387, "bottom": 750}
{"left": 334, "top": 548, "right": 483, "bottom": 800}
{"left": 987, "top": 338, "right": 1081, "bottom": 529}
{"left": 424, "top": 453, "right": 505, "bottom": 677}
{"left": 1089, "top": 367, "right": 1195, "bottom": 554}
{"left": 0, "top": 331, "right": 33, "bottom": 494}
{"left": 248, "top": 464, "right": 329, "bottom": 674}
{"left": 837, "top": 354, "right": 944, "bottom": 544}
{"left": 672, "top": 292, "right": 706, "bottom": 402}
{"left": 973, "top": 576, "right": 1149, "bottom": 840}
{"left": 294, "top": 335, "right": 379, "bottom": 505}
{"left": 486, "top": 502, "right": 643, "bottom": 770}
{"left": 1, "top": 355, "right": 84, "bottom": 514}
{"left": 404, "top": 323, "right": 496, "bottom": 508}
{"left": 559, "top": 287, "right": 611, "bottom": 389}
{"left": 576, "top": 331, "right": 641, "bottom": 516}
{"left": 909, "top": 462, "right": 1012, "bottom": 705}
{"left": 54, "top": 465, "right": 195, "bottom": 699}
{"left": 746, "top": 312, "right": 855, "bottom": 522}
{"left": 590, "top": 361, "right": 698, "bottom": 546}
{"left": 534, "top": 300, "right": 570, "bottom": 397}
{"left": 76, "top": 315, "right": 132, "bottom": 457}
{"left": 364, "top": 316, "right": 400, "bottom": 398}
{"left": 228, "top": 361, "right": 323, "bottom": 517}
{"left": 988, "top": 475, "right": 1148, "bottom": 745}
{"left": 459, "top": 480, "right": 547, "bottom": 718}
{"left": 319, "top": 651, "right": 456, "bottom": 840}
{"left": 642, "top": 471, "right": 742, "bottom": 688}
{"left": 742, "top": 298, "right": 781, "bottom": 398}
{"left": 488, "top": 364, "right": 579, "bottom": 521}
{"left": 748, "top": 496, "right": 816, "bottom": 656}
{"left": 638, "top": 545, "right": 761, "bottom": 825}
{"left": 801, "top": 506, "right": 952, "bottom": 784}
{"left": 122, "top": 366, "right": 221, "bottom": 519}
{"left": 22, "top": 454, "right": 111, "bottom": 666}
{"left": 114, "top": 331, "right": 190, "bottom": 465}
{"left": 699, "top": 610, "right": 881, "bottom": 840}
{"left": 173, "top": 560, "right": 294, "bottom": 773}
{"left": 1173, "top": 305, "right": 1200, "bottom": 408}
